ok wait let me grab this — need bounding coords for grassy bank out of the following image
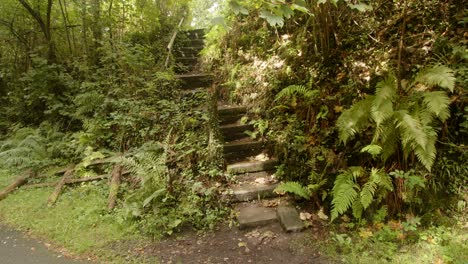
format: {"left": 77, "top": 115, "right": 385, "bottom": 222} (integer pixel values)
{"left": 0, "top": 169, "right": 143, "bottom": 261}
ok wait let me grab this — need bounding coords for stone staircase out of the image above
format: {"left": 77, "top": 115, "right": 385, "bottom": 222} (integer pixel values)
{"left": 219, "top": 105, "right": 304, "bottom": 232}
{"left": 173, "top": 29, "right": 304, "bottom": 233}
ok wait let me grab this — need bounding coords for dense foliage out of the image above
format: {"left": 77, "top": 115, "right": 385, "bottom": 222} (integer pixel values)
{"left": 0, "top": 0, "right": 224, "bottom": 236}
{"left": 205, "top": 0, "right": 467, "bottom": 223}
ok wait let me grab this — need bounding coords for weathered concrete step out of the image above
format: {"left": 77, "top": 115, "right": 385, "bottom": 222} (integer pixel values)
{"left": 221, "top": 123, "right": 254, "bottom": 141}
{"left": 175, "top": 57, "right": 199, "bottom": 66}
{"left": 232, "top": 183, "right": 279, "bottom": 202}
{"left": 218, "top": 105, "right": 248, "bottom": 125}
{"left": 223, "top": 139, "right": 263, "bottom": 154}
{"left": 218, "top": 105, "right": 247, "bottom": 116}
{"left": 177, "top": 73, "right": 212, "bottom": 89}
{"left": 181, "top": 29, "right": 205, "bottom": 40}
{"left": 186, "top": 38, "right": 204, "bottom": 47}
{"left": 175, "top": 46, "right": 204, "bottom": 57}
{"left": 227, "top": 159, "right": 277, "bottom": 175}
{"left": 237, "top": 204, "right": 277, "bottom": 229}
{"left": 277, "top": 205, "right": 305, "bottom": 232}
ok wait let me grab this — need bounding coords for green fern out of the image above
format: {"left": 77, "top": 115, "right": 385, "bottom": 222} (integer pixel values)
{"left": 331, "top": 167, "right": 393, "bottom": 221}
{"left": 411, "top": 65, "right": 456, "bottom": 92}
{"left": 336, "top": 96, "right": 373, "bottom": 144}
{"left": 0, "top": 128, "right": 49, "bottom": 169}
{"left": 336, "top": 64, "right": 455, "bottom": 171}
{"left": 275, "top": 85, "right": 319, "bottom": 102}
{"left": 274, "top": 181, "right": 311, "bottom": 199}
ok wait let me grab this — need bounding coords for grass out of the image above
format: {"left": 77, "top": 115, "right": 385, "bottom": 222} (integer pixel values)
{"left": 314, "top": 220, "right": 468, "bottom": 264}
{"left": 0, "top": 169, "right": 141, "bottom": 260}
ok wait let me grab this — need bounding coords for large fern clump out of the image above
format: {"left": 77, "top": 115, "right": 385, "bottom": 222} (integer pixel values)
{"left": 0, "top": 127, "right": 50, "bottom": 170}
{"left": 331, "top": 167, "right": 393, "bottom": 221}
{"left": 337, "top": 64, "right": 455, "bottom": 171}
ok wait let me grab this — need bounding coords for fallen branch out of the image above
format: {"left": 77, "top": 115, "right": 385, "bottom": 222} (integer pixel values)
{"left": 23, "top": 175, "right": 108, "bottom": 189}
{"left": 47, "top": 165, "right": 75, "bottom": 206}
{"left": 107, "top": 164, "right": 122, "bottom": 211}
{"left": 0, "top": 170, "right": 35, "bottom": 201}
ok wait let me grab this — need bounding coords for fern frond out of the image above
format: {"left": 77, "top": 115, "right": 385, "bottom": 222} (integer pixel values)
{"left": 275, "top": 85, "right": 319, "bottom": 102}
{"left": 412, "top": 65, "right": 456, "bottom": 92}
{"left": 351, "top": 198, "right": 364, "bottom": 220}
{"left": 372, "top": 75, "right": 396, "bottom": 125}
{"left": 336, "top": 96, "right": 374, "bottom": 144}
{"left": 395, "top": 110, "right": 427, "bottom": 150}
{"left": 422, "top": 91, "right": 451, "bottom": 121}
{"left": 331, "top": 167, "right": 362, "bottom": 221}
{"left": 274, "top": 181, "right": 311, "bottom": 199}
{"left": 378, "top": 120, "right": 399, "bottom": 161}
{"left": 414, "top": 125, "right": 437, "bottom": 171}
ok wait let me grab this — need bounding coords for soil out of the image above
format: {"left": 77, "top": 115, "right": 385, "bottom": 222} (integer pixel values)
{"left": 108, "top": 222, "right": 332, "bottom": 264}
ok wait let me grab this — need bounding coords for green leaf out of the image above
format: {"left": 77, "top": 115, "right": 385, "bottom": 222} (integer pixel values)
{"left": 361, "top": 144, "right": 382, "bottom": 157}
{"left": 414, "top": 65, "right": 456, "bottom": 92}
{"left": 423, "top": 91, "right": 451, "bottom": 121}
{"left": 229, "top": 1, "right": 249, "bottom": 15}
{"left": 142, "top": 188, "right": 165, "bottom": 207}
{"left": 349, "top": 3, "right": 373, "bottom": 12}
{"left": 291, "top": 4, "right": 310, "bottom": 14}
{"left": 274, "top": 181, "right": 311, "bottom": 199}
{"left": 260, "top": 9, "right": 284, "bottom": 27}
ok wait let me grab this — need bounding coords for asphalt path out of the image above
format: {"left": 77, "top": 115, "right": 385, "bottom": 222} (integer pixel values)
{"left": 0, "top": 224, "right": 88, "bottom": 264}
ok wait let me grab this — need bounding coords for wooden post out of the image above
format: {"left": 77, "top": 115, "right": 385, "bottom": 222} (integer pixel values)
{"left": 47, "top": 165, "right": 75, "bottom": 206}
{"left": 0, "top": 170, "right": 34, "bottom": 201}
{"left": 107, "top": 164, "right": 122, "bottom": 211}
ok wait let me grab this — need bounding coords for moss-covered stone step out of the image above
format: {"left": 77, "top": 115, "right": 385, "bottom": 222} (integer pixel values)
{"left": 177, "top": 73, "right": 212, "bottom": 89}
{"left": 223, "top": 139, "right": 263, "bottom": 154}
{"left": 227, "top": 159, "right": 277, "bottom": 175}
{"left": 231, "top": 182, "right": 279, "bottom": 202}
{"left": 277, "top": 205, "right": 305, "bottom": 232}
{"left": 175, "top": 57, "right": 199, "bottom": 66}
{"left": 175, "top": 46, "right": 204, "bottom": 57}
{"left": 220, "top": 123, "right": 254, "bottom": 141}
{"left": 236, "top": 203, "right": 278, "bottom": 229}
{"left": 181, "top": 29, "right": 205, "bottom": 40}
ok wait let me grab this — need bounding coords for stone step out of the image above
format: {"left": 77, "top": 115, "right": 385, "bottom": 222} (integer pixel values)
{"left": 223, "top": 139, "right": 264, "bottom": 161}
{"left": 186, "top": 38, "right": 204, "bottom": 47}
{"left": 175, "top": 57, "right": 199, "bottom": 66}
{"left": 175, "top": 46, "right": 204, "bottom": 57}
{"left": 231, "top": 183, "right": 279, "bottom": 202}
{"left": 227, "top": 159, "right": 277, "bottom": 175}
{"left": 221, "top": 123, "right": 254, "bottom": 141}
{"left": 177, "top": 73, "right": 213, "bottom": 89}
{"left": 218, "top": 105, "right": 247, "bottom": 125}
{"left": 223, "top": 138, "right": 263, "bottom": 153}
{"left": 277, "top": 205, "right": 305, "bottom": 232}
{"left": 181, "top": 29, "right": 205, "bottom": 40}
{"left": 236, "top": 203, "right": 278, "bottom": 229}
{"left": 218, "top": 105, "right": 247, "bottom": 116}
{"left": 174, "top": 63, "right": 198, "bottom": 74}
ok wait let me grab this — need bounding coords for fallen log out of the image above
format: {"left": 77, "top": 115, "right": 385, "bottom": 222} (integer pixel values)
{"left": 107, "top": 164, "right": 122, "bottom": 211}
{"left": 23, "top": 175, "right": 108, "bottom": 189}
{"left": 0, "top": 170, "right": 34, "bottom": 201}
{"left": 47, "top": 165, "right": 75, "bottom": 206}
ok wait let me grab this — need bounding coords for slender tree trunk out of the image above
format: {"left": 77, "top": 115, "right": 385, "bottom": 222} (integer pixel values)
{"left": 17, "top": 0, "right": 55, "bottom": 62}
{"left": 59, "top": 0, "right": 73, "bottom": 55}
{"left": 91, "top": 0, "right": 102, "bottom": 64}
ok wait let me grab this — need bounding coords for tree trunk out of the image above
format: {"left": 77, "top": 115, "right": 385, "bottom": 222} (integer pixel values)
{"left": 47, "top": 165, "right": 75, "bottom": 206}
{"left": 107, "top": 164, "right": 122, "bottom": 211}
{"left": 24, "top": 175, "right": 108, "bottom": 189}
{"left": 0, "top": 170, "right": 34, "bottom": 201}
{"left": 17, "top": 0, "right": 55, "bottom": 62}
